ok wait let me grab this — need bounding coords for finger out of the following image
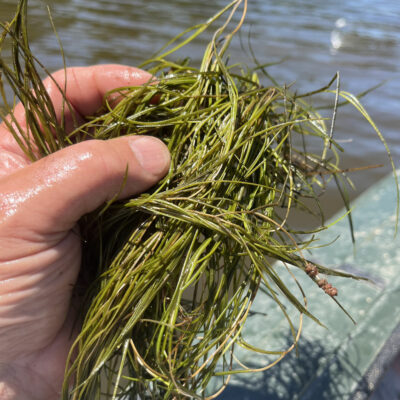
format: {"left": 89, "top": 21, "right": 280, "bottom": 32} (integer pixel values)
{"left": 0, "top": 151, "right": 30, "bottom": 178}
{"left": 0, "top": 135, "right": 170, "bottom": 259}
{"left": 42, "top": 64, "right": 154, "bottom": 131}
{"left": 0, "top": 64, "right": 153, "bottom": 163}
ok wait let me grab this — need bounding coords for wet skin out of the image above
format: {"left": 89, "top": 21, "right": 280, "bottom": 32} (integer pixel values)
{"left": 0, "top": 64, "right": 170, "bottom": 399}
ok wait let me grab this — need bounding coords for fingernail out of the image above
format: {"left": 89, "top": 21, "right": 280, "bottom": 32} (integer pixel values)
{"left": 129, "top": 136, "right": 170, "bottom": 177}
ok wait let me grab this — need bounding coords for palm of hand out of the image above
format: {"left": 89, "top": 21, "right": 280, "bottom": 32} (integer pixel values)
{"left": 0, "top": 123, "right": 83, "bottom": 398}
{"left": 0, "top": 195, "right": 80, "bottom": 397}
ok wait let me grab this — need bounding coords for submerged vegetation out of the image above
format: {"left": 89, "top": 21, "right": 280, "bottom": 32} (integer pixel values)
{"left": 0, "top": 0, "right": 397, "bottom": 398}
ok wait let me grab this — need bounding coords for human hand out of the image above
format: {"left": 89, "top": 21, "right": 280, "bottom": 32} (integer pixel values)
{"left": 0, "top": 64, "right": 170, "bottom": 399}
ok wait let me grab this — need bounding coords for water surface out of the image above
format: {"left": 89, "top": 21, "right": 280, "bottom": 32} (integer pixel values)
{"left": 1, "top": 0, "right": 399, "bottom": 221}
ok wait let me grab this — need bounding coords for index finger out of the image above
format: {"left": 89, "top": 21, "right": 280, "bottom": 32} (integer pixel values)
{"left": 0, "top": 64, "right": 153, "bottom": 161}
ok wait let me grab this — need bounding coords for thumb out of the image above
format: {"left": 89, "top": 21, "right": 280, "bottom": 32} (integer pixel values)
{"left": 0, "top": 136, "right": 170, "bottom": 248}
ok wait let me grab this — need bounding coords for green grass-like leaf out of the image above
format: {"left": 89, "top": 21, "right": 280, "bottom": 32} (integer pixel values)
{"left": 1, "top": 0, "right": 397, "bottom": 398}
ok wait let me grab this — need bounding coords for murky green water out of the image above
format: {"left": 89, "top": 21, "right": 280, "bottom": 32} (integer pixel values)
{"left": 1, "top": 0, "right": 399, "bottom": 220}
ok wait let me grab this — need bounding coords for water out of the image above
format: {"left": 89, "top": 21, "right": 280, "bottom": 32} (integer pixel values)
{"left": 1, "top": 0, "right": 399, "bottom": 220}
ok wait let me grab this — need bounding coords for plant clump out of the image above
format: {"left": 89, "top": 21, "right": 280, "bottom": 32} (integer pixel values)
{"left": 1, "top": 0, "right": 396, "bottom": 399}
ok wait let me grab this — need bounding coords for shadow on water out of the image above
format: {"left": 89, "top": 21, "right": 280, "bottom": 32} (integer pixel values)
{"left": 216, "top": 334, "right": 372, "bottom": 400}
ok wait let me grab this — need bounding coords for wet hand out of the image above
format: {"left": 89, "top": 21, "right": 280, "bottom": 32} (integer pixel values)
{"left": 0, "top": 65, "right": 170, "bottom": 399}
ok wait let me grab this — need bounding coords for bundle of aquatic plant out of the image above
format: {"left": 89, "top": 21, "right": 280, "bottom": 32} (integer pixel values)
{"left": 1, "top": 0, "right": 397, "bottom": 399}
